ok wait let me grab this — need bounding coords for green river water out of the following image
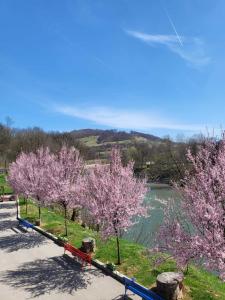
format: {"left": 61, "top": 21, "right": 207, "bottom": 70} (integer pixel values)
{"left": 123, "top": 184, "right": 180, "bottom": 247}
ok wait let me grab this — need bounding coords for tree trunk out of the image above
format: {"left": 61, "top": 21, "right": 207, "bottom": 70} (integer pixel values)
{"left": 64, "top": 206, "right": 68, "bottom": 236}
{"left": 70, "top": 208, "right": 81, "bottom": 222}
{"left": 184, "top": 263, "right": 189, "bottom": 275}
{"left": 26, "top": 197, "right": 28, "bottom": 215}
{"left": 16, "top": 195, "right": 19, "bottom": 219}
{"left": 38, "top": 205, "right": 41, "bottom": 220}
{"left": 70, "top": 208, "right": 76, "bottom": 221}
{"left": 116, "top": 234, "right": 121, "bottom": 265}
{"left": 113, "top": 221, "right": 121, "bottom": 265}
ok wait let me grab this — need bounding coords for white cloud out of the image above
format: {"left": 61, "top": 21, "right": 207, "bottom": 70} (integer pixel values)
{"left": 54, "top": 104, "right": 204, "bottom": 132}
{"left": 125, "top": 30, "right": 210, "bottom": 67}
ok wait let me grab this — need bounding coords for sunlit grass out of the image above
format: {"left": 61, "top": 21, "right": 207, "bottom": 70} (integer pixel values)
{"left": 0, "top": 174, "right": 12, "bottom": 194}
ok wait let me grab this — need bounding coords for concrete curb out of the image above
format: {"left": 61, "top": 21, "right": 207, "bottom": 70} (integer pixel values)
{"left": 17, "top": 216, "right": 64, "bottom": 246}
{"left": 91, "top": 259, "right": 128, "bottom": 284}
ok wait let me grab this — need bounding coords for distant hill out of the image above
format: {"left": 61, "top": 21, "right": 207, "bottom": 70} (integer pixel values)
{"left": 130, "top": 131, "right": 161, "bottom": 141}
{"left": 70, "top": 129, "right": 162, "bottom": 145}
{"left": 70, "top": 129, "right": 104, "bottom": 139}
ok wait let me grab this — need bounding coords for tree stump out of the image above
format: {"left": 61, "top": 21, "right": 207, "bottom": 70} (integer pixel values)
{"left": 35, "top": 219, "right": 41, "bottom": 226}
{"left": 156, "top": 272, "right": 184, "bottom": 300}
{"left": 81, "top": 237, "right": 96, "bottom": 253}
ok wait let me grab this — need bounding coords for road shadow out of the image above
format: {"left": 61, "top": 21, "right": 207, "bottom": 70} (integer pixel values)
{"left": 0, "top": 211, "right": 16, "bottom": 219}
{"left": 0, "top": 219, "right": 19, "bottom": 231}
{"left": 0, "top": 255, "right": 96, "bottom": 297}
{"left": 0, "top": 202, "right": 15, "bottom": 209}
{"left": 0, "top": 232, "right": 47, "bottom": 252}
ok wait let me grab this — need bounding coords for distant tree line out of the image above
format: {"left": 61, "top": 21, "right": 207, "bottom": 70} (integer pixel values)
{"left": 121, "top": 136, "right": 203, "bottom": 183}
{"left": 0, "top": 124, "right": 92, "bottom": 167}
{"left": 0, "top": 122, "right": 203, "bottom": 183}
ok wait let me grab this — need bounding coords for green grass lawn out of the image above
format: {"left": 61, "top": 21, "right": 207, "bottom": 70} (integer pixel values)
{"left": 79, "top": 135, "right": 99, "bottom": 147}
{"left": 79, "top": 135, "right": 132, "bottom": 147}
{"left": 19, "top": 199, "right": 225, "bottom": 300}
{"left": 0, "top": 174, "right": 13, "bottom": 194}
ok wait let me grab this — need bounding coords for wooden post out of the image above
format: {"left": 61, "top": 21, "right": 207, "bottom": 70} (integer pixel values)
{"left": 81, "top": 237, "right": 96, "bottom": 253}
{"left": 156, "top": 272, "right": 184, "bottom": 300}
{"left": 16, "top": 194, "right": 19, "bottom": 219}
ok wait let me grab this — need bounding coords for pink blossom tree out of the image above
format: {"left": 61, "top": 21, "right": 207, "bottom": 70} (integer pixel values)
{"left": 157, "top": 137, "right": 225, "bottom": 280}
{"left": 8, "top": 151, "right": 32, "bottom": 213}
{"left": 85, "top": 148, "right": 148, "bottom": 264}
{"left": 8, "top": 148, "right": 54, "bottom": 223}
{"left": 48, "top": 146, "right": 85, "bottom": 236}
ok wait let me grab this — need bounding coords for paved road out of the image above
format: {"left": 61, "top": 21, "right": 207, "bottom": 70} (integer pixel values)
{"left": 0, "top": 201, "right": 139, "bottom": 300}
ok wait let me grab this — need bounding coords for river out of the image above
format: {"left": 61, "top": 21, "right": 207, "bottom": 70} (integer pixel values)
{"left": 123, "top": 184, "right": 180, "bottom": 247}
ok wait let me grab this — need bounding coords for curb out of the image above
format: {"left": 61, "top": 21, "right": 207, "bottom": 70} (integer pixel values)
{"left": 91, "top": 259, "right": 127, "bottom": 284}
{"left": 17, "top": 216, "right": 64, "bottom": 247}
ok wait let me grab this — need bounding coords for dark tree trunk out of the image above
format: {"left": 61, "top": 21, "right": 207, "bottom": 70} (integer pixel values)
{"left": 70, "top": 208, "right": 80, "bottom": 222}
{"left": 64, "top": 206, "right": 68, "bottom": 236}
{"left": 36, "top": 196, "right": 41, "bottom": 222}
{"left": 70, "top": 208, "right": 76, "bottom": 221}
{"left": 38, "top": 205, "right": 41, "bottom": 220}
{"left": 25, "top": 197, "right": 28, "bottom": 215}
{"left": 113, "top": 218, "right": 121, "bottom": 265}
{"left": 116, "top": 234, "right": 121, "bottom": 265}
{"left": 185, "top": 263, "right": 189, "bottom": 275}
{"left": 16, "top": 197, "right": 19, "bottom": 219}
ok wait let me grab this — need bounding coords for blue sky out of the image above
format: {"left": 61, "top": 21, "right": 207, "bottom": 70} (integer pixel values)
{"left": 0, "top": 0, "right": 225, "bottom": 137}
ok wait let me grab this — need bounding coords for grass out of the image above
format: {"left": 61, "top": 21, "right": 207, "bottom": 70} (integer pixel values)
{"left": 79, "top": 136, "right": 99, "bottom": 147}
{"left": 19, "top": 199, "right": 225, "bottom": 300}
{"left": 79, "top": 135, "right": 132, "bottom": 147}
{"left": 0, "top": 174, "right": 13, "bottom": 194}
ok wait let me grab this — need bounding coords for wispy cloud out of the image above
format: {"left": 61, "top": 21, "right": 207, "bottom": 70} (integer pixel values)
{"left": 54, "top": 104, "right": 204, "bottom": 132}
{"left": 125, "top": 30, "right": 210, "bottom": 67}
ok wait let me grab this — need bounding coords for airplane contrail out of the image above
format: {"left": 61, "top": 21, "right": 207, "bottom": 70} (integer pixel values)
{"left": 160, "top": 2, "right": 183, "bottom": 47}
